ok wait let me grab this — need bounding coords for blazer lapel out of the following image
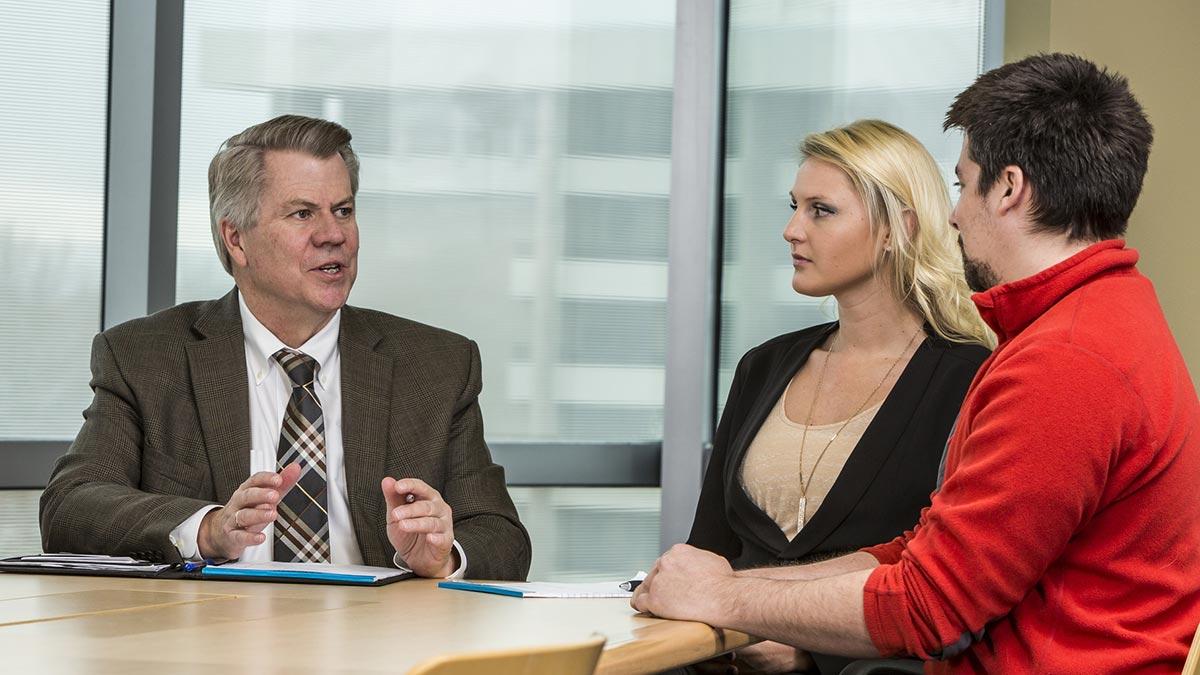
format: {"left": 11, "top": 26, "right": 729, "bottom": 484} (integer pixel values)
{"left": 782, "top": 338, "right": 944, "bottom": 559}
{"left": 338, "top": 307, "right": 393, "bottom": 564}
{"left": 185, "top": 289, "right": 251, "bottom": 504}
{"left": 725, "top": 323, "right": 838, "bottom": 556}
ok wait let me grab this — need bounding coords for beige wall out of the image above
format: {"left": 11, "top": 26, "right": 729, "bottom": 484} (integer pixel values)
{"left": 1005, "top": 0, "right": 1200, "bottom": 382}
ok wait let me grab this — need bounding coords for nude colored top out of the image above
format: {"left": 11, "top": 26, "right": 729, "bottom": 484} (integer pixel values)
{"left": 739, "top": 387, "right": 882, "bottom": 540}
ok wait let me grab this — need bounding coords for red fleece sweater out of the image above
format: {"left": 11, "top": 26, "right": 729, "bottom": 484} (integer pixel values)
{"left": 860, "top": 240, "right": 1200, "bottom": 674}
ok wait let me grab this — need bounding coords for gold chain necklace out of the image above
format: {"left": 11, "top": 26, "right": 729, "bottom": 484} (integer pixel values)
{"left": 795, "top": 327, "right": 921, "bottom": 529}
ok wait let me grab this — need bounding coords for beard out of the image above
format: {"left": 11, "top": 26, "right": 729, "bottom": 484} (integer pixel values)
{"left": 959, "top": 238, "right": 1001, "bottom": 292}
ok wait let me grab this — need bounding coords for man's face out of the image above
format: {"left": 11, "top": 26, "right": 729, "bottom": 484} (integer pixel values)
{"left": 230, "top": 150, "right": 359, "bottom": 328}
{"left": 951, "top": 139, "right": 1002, "bottom": 292}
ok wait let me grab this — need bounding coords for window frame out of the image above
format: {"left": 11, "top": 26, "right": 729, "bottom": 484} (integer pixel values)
{"left": 0, "top": 0, "right": 1006, "bottom": 552}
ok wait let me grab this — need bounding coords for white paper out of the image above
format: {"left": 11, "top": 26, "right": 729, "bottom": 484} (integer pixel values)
{"left": 22, "top": 554, "right": 145, "bottom": 564}
{"left": 463, "top": 580, "right": 633, "bottom": 598}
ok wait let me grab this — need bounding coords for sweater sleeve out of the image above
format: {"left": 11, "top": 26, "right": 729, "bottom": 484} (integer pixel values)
{"left": 861, "top": 343, "right": 1143, "bottom": 659}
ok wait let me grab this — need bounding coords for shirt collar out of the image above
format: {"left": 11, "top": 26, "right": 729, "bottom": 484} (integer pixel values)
{"left": 238, "top": 293, "right": 341, "bottom": 388}
{"left": 971, "top": 239, "right": 1139, "bottom": 344}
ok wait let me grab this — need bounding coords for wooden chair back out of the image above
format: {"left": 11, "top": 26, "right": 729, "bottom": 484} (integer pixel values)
{"left": 1183, "top": 621, "right": 1200, "bottom": 675}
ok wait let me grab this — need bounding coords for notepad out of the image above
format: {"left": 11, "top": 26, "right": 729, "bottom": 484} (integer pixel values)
{"left": 201, "top": 561, "right": 411, "bottom": 585}
{"left": 438, "top": 579, "right": 633, "bottom": 598}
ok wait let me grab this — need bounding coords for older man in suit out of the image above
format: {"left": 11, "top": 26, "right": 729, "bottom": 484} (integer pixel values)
{"left": 40, "top": 115, "right": 531, "bottom": 580}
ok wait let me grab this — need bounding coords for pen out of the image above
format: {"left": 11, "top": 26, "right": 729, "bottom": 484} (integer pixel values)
{"left": 620, "top": 571, "right": 648, "bottom": 591}
{"left": 181, "top": 559, "right": 210, "bottom": 572}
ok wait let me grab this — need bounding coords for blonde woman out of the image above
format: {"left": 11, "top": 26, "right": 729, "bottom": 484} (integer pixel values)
{"left": 687, "top": 120, "right": 992, "bottom": 674}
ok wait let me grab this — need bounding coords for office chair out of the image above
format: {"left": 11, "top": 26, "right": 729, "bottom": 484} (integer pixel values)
{"left": 838, "top": 658, "right": 924, "bottom": 675}
{"left": 407, "top": 635, "right": 606, "bottom": 675}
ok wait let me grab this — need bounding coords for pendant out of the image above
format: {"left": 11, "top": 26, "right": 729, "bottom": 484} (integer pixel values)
{"left": 797, "top": 496, "right": 807, "bottom": 530}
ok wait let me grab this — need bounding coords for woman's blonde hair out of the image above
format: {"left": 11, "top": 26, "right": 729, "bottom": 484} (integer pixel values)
{"left": 800, "top": 119, "right": 994, "bottom": 347}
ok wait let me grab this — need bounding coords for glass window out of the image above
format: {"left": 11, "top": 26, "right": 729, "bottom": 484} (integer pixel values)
{"left": 510, "top": 487, "right": 659, "bottom": 581}
{"left": 0, "top": 491, "right": 42, "bottom": 559}
{"left": 176, "top": 1, "right": 675, "bottom": 444}
{"left": 175, "top": 0, "right": 675, "bottom": 577}
{"left": 719, "top": 0, "right": 986, "bottom": 401}
{"left": 0, "top": 1, "right": 108, "bottom": 440}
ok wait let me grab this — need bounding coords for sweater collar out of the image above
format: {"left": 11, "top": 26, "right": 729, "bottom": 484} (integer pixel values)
{"left": 972, "top": 239, "right": 1138, "bottom": 344}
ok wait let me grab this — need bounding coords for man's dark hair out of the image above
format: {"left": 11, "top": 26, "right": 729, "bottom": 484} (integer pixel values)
{"left": 945, "top": 52, "right": 1153, "bottom": 241}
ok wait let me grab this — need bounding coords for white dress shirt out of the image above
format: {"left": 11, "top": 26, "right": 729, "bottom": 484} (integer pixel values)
{"left": 169, "top": 296, "right": 465, "bottom": 576}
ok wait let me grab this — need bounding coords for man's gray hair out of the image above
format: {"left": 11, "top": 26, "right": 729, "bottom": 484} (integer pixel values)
{"left": 208, "top": 114, "right": 360, "bottom": 274}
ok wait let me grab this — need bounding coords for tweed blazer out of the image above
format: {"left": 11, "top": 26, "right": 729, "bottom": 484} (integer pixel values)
{"left": 40, "top": 290, "right": 531, "bottom": 580}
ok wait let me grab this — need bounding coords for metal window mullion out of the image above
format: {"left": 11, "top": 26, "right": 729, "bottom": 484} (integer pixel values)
{"left": 103, "top": 0, "right": 183, "bottom": 330}
{"left": 982, "top": 0, "right": 1006, "bottom": 70}
{"left": 0, "top": 440, "right": 661, "bottom": 489}
{"left": 660, "top": 0, "right": 727, "bottom": 551}
{"left": 491, "top": 443, "right": 661, "bottom": 487}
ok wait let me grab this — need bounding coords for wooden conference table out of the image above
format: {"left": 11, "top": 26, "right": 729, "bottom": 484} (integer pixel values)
{"left": 0, "top": 573, "right": 755, "bottom": 673}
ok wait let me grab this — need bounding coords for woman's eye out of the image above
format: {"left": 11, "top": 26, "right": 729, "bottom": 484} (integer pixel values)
{"left": 952, "top": 181, "right": 963, "bottom": 192}
{"left": 789, "top": 200, "right": 798, "bottom": 211}
{"left": 813, "top": 204, "right": 834, "bottom": 217}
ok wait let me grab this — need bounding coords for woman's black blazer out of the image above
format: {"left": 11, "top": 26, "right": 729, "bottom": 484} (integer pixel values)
{"left": 688, "top": 321, "right": 989, "bottom": 569}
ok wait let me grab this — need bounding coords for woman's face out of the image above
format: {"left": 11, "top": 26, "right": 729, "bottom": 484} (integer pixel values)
{"left": 783, "top": 158, "right": 887, "bottom": 299}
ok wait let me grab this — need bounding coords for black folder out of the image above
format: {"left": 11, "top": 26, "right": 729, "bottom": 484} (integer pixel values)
{"left": 0, "top": 554, "right": 414, "bottom": 587}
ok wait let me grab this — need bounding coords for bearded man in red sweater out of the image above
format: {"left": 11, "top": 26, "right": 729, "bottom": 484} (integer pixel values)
{"left": 633, "top": 52, "right": 1200, "bottom": 674}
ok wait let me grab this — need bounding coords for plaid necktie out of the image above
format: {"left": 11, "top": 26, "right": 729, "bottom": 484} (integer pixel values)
{"left": 272, "top": 349, "right": 331, "bottom": 563}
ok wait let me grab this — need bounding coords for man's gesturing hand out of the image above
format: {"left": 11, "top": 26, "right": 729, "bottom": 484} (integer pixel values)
{"left": 383, "top": 477, "right": 456, "bottom": 578}
{"left": 198, "top": 462, "right": 302, "bottom": 561}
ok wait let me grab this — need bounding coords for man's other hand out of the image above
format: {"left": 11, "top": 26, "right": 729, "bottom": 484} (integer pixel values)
{"left": 198, "top": 462, "right": 301, "bottom": 561}
{"left": 732, "top": 641, "right": 813, "bottom": 674}
{"left": 383, "top": 477, "right": 456, "bottom": 577}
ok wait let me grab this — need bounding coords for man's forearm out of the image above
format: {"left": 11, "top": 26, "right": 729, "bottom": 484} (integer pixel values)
{"left": 720, "top": 568, "right": 879, "bottom": 658}
{"left": 736, "top": 551, "right": 879, "bottom": 581}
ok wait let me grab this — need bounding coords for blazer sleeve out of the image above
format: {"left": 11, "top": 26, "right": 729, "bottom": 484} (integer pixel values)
{"left": 39, "top": 333, "right": 213, "bottom": 563}
{"left": 686, "top": 349, "right": 752, "bottom": 559}
{"left": 438, "top": 340, "right": 533, "bottom": 581}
